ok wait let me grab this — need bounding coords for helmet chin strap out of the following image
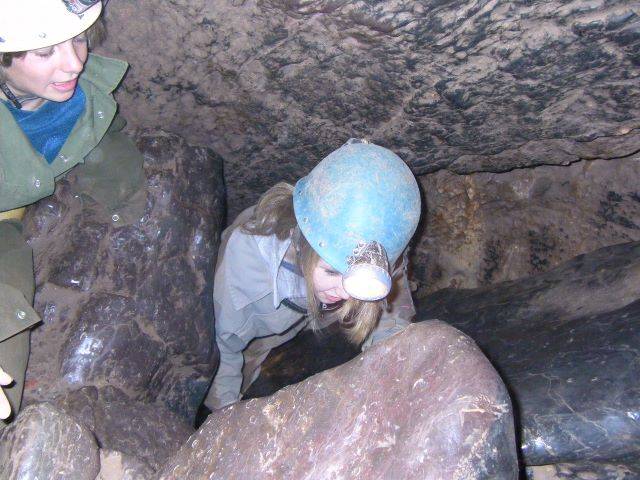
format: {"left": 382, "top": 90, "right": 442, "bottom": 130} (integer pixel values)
{"left": 0, "top": 81, "right": 23, "bottom": 109}
{"left": 0, "top": 81, "right": 42, "bottom": 110}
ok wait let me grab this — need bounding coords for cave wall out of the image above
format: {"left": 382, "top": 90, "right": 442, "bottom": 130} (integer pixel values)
{"left": 414, "top": 154, "right": 640, "bottom": 293}
{"left": 96, "top": 0, "right": 640, "bottom": 290}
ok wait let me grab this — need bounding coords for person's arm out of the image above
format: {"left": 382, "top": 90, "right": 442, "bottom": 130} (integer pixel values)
{"left": 72, "top": 125, "right": 145, "bottom": 223}
{"left": 205, "top": 294, "right": 256, "bottom": 411}
{"left": 206, "top": 218, "right": 292, "bottom": 410}
{"left": 361, "top": 250, "right": 415, "bottom": 350}
{"left": 206, "top": 320, "right": 246, "bottom": 410}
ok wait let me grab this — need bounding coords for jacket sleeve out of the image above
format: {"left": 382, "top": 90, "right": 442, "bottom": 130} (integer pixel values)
{"left": 0, "top": 221, "right": 40, "bottom": 344}
{"left": 71, "top": 119, "right": 145, "bottom": 224}
{"left": 204, "top": 224, "right": 265, "bottom": 411}
{"left": 205, "top": 298, "right": 250, "bottom": 410}
{"left": 361, "top": 250, "right": 415, "bottom": 351}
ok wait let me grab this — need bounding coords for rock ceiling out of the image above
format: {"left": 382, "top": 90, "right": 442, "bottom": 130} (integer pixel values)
{"left": 97, "top": 0, "right": 640, "bottom": 217}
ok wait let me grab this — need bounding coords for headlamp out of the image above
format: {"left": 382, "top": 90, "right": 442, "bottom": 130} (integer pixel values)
{"left": 342, "top": 241, "right": 392, "bottom": 301}
{"left": 63, "top": 0, "right": 101, "bottom": 15}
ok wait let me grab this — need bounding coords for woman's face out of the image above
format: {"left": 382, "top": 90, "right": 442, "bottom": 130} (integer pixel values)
{"left": 1, "top": 33, "right": 88, "bottom": 110}
{"left": 312, "top": 259, "right": 351, "bottom": 305}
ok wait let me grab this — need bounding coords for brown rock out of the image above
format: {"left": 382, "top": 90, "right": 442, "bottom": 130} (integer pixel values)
{"left": 22, "top": 130, "right": 224, "bottom": 423}
{"left": 53, "top": 386, "right": 193, "bottom": 472}
{"left": 417, "top": 241, "right": 640, "bottom": 465}
{"left": 96, "top": 0, "right": 639, "bottom": 218}
{"left": 526, "top": 461, "right": 640, "bottom": 480}
{"left": 415, "top": 154, "right": 640, "bottom": 294}
{"left": 0, "top": 403, "right": 100, "bottom": 480}
{"left": 97, "top": 449, "right": 156, "bottom": 480}
{"left": 157, "top": 322, "right": 518, "bottom": 479}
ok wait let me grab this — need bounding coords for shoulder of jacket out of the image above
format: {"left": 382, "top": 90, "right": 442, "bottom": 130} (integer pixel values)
{"left": 81, "top": 53, "right": 129, "bottom": 94}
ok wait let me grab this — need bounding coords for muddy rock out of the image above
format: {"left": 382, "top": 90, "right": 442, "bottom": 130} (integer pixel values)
{"left": 0, "top": 402, "right": 100, "bottom": 480}
{"left": 22, "top": 130, "right": 224, "bottom": 423}
{"left": 417, "top": 240, "right": 640, "bottom": 465}
{"left": 158, "top": 322, "right": 518, "bottom": 479}
{"left": 53, "top": 386, "right": 193, "bottom": 472}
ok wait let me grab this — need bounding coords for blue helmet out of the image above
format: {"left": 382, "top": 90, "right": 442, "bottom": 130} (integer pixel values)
{"left": 293, "top": 139, "right": 421, "bottom": 300}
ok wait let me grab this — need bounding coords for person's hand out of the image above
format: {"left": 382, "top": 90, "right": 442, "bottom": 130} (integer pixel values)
{"left": 0, "top": 366, "right": 13, "bottom": 420}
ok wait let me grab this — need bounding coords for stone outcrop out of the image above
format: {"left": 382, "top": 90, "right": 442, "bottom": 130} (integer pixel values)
{"left": 158, "top": 322, "right": 519, "bottom": 479}
{"left": 414, "top": 154, "right": 640, "bottom": 294}
{"left": 22, "top": 130, "right": 224, "bottom": 423}
{"left": 2, "top": 131, "right": 224, "bottom": 480}
{"left": 417, "top": 241, "right": 640, "bottom": 467}
{"left": 0, "top": 403, "right": 100, "bottom": 480}
{"left": 53, "top": 386, "right": 193, "bottom": 472}
{"left": 97, "top": 0, "right": 639, "bottom": 219}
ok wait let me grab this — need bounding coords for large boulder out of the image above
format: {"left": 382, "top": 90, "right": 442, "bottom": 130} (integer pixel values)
{"left": 157, "top": 322, "right": 518, "bottom": 479}
{"left": 417, "top": 241, "right": 640, "bottom": 466}
{"left": 53, "top": 386, "right": 193, "bottom": 472}
{"left": 0, "top": 402, "right": 100, "bottom": 480}
{"left": 22, "top": 130, "right": 225, "bottom": 423}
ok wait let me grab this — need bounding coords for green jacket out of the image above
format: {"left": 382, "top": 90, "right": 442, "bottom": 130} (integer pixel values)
{"left": 0, "top": 53, "right": 130, "bottom": 212}
{"left": 0, "top": 53, "right": 144, "bottom": 418}
{"left": 0, "top": 54, "right": 143, "bottom": 352}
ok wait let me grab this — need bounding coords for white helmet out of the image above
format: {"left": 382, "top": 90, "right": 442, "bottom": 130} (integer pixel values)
{"left": 0, "top": 0, "right": 102, "bottom": 53}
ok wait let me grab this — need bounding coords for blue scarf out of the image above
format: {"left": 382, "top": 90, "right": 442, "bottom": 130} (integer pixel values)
{"left": 3, "top": 85, "right": 86, "bottom": 164}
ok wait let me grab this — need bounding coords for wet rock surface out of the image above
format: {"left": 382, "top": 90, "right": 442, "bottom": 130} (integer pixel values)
{"left": 158, "top": 322, "right": 518, "bottom": 479}
{"left": 98, "top": 0, "right": 640, "bottom": 218}
{"left": 22, "top": 130, "right": 224, "bottom": 423}
{"left": 0, "top": 402, "right": 100, "bottom": 480}
{"left": 53, "top": 386, "right": 193, "bottom": 472}
{"left": 417, "top": 241, "right": 640, "bottom": 466}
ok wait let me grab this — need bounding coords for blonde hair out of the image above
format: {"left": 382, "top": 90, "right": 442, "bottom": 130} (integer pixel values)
{"left": 243, "top": 182, "right": 383, "bottom": 345}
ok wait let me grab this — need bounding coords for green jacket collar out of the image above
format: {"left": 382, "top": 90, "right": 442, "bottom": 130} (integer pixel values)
{"left": 0, "top": 53, "right": 129, "bottom": 212}
{"left": 81, "top": 53, "right": 129, "bottom": 94}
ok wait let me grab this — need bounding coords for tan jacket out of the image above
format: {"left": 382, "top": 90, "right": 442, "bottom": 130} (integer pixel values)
{"left": 205, "top": 208, "right": 416, "bottom": 410}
